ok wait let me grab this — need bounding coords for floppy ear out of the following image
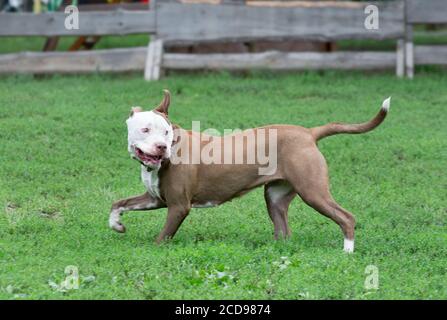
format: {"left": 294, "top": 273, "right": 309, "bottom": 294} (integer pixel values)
{"left": 130, "top": 106, "right": 143, "bottom": 117}
{"left": 154, "top": 90, "right": 171, "bottom": 116}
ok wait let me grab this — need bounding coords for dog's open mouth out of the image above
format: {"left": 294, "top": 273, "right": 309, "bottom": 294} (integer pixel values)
{"left": 134, "top": 147, "right": 163, "bottom": 165}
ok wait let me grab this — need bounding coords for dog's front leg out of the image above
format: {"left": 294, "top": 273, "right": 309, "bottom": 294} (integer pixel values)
{"left": 109, "top": 192, "right": 164, "bottom": 233}
{"left": 156, "top": 205, "right": 190, "bottom": 244}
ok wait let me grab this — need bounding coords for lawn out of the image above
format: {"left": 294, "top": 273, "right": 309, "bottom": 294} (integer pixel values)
{"left": 0, "top": 70, "right": 446, "bottom": 299}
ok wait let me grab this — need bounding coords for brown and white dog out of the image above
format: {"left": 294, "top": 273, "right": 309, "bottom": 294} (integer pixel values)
{"left": 109, "top": 90, "right": 390, "bottom": 253}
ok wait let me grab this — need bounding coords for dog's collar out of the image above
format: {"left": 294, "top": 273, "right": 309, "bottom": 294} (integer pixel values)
{"left": 130, "top": 155, "right": 154, "bottom": 171}
{"left": 132, "top": 155, "right": 147, "bottom": 167}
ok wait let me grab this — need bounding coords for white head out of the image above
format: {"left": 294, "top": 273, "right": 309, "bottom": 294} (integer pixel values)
{"left": 126, "top": 90, "right": 174, "bottom": 170}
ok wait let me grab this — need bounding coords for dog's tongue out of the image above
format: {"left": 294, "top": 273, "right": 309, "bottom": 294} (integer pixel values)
{"left": 135, "top": 148, "right": 162, "bottom": 164}
{"left": 143, "top": 153, "right": 161, "bottom": 163}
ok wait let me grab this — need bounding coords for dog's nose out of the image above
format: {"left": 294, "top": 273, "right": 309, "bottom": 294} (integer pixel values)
{"left": 156, "top": 143, "right": 167, "bottom": 153}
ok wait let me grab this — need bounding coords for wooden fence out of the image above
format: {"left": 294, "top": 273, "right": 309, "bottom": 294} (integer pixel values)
{"left": 405, "top": 0, "right": 447, "bottom": 78}
{"left": 148, "top": 0, "right": 404, "bottom": 80}
{"left": 0, "top": 0, "right": 445, "bottom": 79}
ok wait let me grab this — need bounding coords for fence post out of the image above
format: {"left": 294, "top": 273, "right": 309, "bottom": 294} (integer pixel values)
{"left": 396, "top": 39, "right": 405, "bottom": 77}
{"left": 144, "top": 0, "right": 163, "bottom": 81}
{"left": 144, "top": 37, "right": 164, "bottom": 81}
{"left": 405, "top": 25, "right": 414, "bottom": 79}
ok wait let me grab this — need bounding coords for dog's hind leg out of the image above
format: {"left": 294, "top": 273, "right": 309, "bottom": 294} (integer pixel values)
{"left": 109, "top": 192, "right": 165, "bottom": 233}
{"left": 285, "top": 149, "right": 356, "bottom": 253}
{"left": 264, "top": 181, "right": 296, "bottom": 239}
{"left": 300, "top": 193, "right": 356, "bottom": 253}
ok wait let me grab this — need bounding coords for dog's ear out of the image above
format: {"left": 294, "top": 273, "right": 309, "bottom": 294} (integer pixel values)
{"left": 130, "top": 106, "right": 143, "bottom": 117}
{"left": 154, "top": 90, "right": 171, "bottom": 116}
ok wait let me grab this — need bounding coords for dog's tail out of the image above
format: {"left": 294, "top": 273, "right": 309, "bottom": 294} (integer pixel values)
{"left": 311, "top": 97, "right": 391, "bottom": 141}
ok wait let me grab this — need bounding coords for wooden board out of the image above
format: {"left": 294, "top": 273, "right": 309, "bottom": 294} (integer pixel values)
{"left": 414, "top": 45, "right": 447, "bottom": 65}
{"left": 144, "top": 38, "right": 164, "bottom": 80}
{"left": 162, "top": 51, "right": 397, "bottom": 70}
{"left": 156, "top": 1, "right": 404, "bottom": 44}
{"left": 396, "top": 39, "right": 405, "bottom": 77}
{"left": 76, "top": 3, "right": 150, "bottom": 11}
{"left": 0, "top": 48, "right": 400, "bottom": 74}
{"left": 406, "top": 0, "right": 447, "bottom": 24}
{"left": 405, "top": 25, "right": 414, "bottom": 79}
{"left": 0, "top": 48, "right": 147, "bottom": 73}
{"left": 0, "top": 11, "right": 156, "bottom": 36}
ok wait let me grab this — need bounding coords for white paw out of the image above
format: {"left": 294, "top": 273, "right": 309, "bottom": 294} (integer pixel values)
{"left": 344, "top": 238, "right": 354, "bottom": 253}
{"left": 109, "top": 219, "right": 126, "bottom": 233}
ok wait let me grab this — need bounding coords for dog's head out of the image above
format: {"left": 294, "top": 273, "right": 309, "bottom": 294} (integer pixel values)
{"left": 126, "top": 90, "right": 175, "bottom": 170}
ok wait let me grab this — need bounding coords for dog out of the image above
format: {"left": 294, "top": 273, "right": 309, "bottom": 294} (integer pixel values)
{"left": 109, "top": 90, "right": 390, "bottom": 253}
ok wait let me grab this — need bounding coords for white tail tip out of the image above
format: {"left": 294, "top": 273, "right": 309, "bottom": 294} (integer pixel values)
{"left": 344, "top": 238, "right": 354, "bottom": 253}
{"left": 382, "top": 97, "right": 391, "bottom": 112}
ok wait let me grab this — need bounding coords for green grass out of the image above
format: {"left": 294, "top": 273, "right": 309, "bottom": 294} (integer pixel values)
{"left": 0, "top": 70, "right": 446, "bottom": 299}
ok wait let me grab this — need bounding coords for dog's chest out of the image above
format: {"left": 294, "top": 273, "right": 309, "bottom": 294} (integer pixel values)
{"left": 141, "top": 168, "right": 161, "bottom": 199}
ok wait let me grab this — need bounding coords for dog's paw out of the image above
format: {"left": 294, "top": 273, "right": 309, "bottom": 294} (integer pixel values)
{"left": 109, "top": 220, "right": 126, "bottom": 233}
{"left": 343, "top": 238, "right": 354, "bottom": 253}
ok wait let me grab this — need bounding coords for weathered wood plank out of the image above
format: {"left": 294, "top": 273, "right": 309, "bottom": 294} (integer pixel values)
{"left": 396, "top": 39, "right": 405, "bottom": 77}
{"left": 247, "top": 1, "right": 374, "bottom": 8}
{"left": 0, "top": 11, "right": 156, "bottom": 36}
{"left": 414, "top": 45, "right": 447, "bottom": 65}
{"left": 157, "top": 1, "right": 404, "bottom": 43}
{"left": 76, "top": 3, "right": 149, "bottom": 11}
{"left": 162, "top": 51, "right": 397, "bottom": 70}
{"left": 405, "top": 25, "right": 414, "bottom": 79}
{"left": 152, "top": 39, "right": 164, "bottom": 80}
{"left": 144, "top": 38, "right": 164, "bottom": 81}
{"left": 0, "top": 48, "right": 401, "bottom": 74}
{"left": 221, "top": 0, "right": 245, "bottom": 4}
{"left": 145, "top": 39, "right": 157, "bottom": 80}
{"left": 0, "top": 47, "right": 147, "bottom": 74}
{"left": 406, "top": 0, "right": 447, "bottom": 24}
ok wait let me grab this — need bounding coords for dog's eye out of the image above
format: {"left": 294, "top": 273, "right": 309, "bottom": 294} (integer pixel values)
{"left": 141, "top": 128, "right": 150, "bottom": 133}
{"left": 165, "top": 130, "right": 168, "bottom": 136}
